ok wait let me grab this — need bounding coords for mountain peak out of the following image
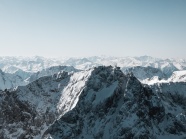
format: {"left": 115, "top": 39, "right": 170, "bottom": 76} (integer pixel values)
{"left": 43, "top": 66, "right": 186, "bottom": 139}
{"left": 0, "top": 57, "right": 186, "bottom": 139}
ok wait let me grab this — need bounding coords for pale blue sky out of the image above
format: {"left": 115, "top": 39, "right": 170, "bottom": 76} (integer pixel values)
{"left": 0, "top": 0, "right": 186, "bottom": 58}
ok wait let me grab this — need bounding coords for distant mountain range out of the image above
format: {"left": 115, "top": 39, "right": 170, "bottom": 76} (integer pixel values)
{"left": 0, "top": 56, "right": 186, "bottom": 90}
{"left": 1, "top": 56, "right": 186, "bottom": 74}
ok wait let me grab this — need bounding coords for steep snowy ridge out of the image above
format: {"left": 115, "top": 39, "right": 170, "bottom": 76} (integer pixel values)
{"left": 44, "top": 66, "right": 186, "bottom": 139}
{"left": 28, "top": 65, "right": 79, "bottom": 83}
{"left": 0, "top": 65, "right": 78, "bottom": 90}
{"left": 0, "top": 69, "right": 93, "bottom": 139}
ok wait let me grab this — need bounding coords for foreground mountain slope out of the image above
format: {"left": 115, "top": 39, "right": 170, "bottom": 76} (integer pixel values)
{"left": 0, "top": 69, "right": 92, "bottom": 139}
{"left": 0, "top": 66, "right": 185, "bottom": 139}
{"left": 44, "top": 67, "right": 186, "bottom": 139}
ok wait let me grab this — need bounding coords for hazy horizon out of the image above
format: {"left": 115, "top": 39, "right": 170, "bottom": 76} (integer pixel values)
{"left": 0, "top": 55, "right": 185, "bottom": 60}
{"left": 0, "top": 0, "right": 186, "bottom": 58}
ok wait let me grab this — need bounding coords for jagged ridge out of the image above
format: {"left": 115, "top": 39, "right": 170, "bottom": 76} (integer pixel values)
{"left": 0, "top": 66, "right": 185, "bottom": 139}
{"left": 44, "top": 66, "right": 186, "bottom": 139}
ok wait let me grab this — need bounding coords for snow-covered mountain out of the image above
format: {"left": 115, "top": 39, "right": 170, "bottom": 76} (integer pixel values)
{"left": 1, "top": 56, "right": 186, "bottom": 77}
{"left": 0, "top": 56, "right": 64, "bottom": 73}
{"left": 1, "top": 66, "right": 185, "bottom": 139}
{"left": 0, "top": 69, "right": 28, "bottom": 90}
{"left": 13, "top": 69, "right": 33, "bottom": 80}
{"left": 43, "top": 66, "right": 186, "bottom": 139}
{"left": 0, "top": 69, "right": 93, "bottom": 139}
{"left": 58, "top": 55, "right": 186, "bottom": 76}
{"left": 28, "top": 66, "right": 79, "bottom": 83}
{"left": 124, "top": 66, "right": 167, "bottom": 81}
{"left": 141, "top": 70, "right": 186, "bottom": 85}
{"left": 168, "top": 70, "right": 186, "bottom": 82}
{"left": 1, "top": 55, "right": 186, "bottom": 90}
{"left": 0, "top": 65, "right": 78, "bottom": 90}
{"left": 122, "top": 66, "right": 186, "bottom": 85}
{"left": 62, "top": 58, "right": 101, "bottom": 70}
{"left": 0, "top": 56, "right": 186, "bottom": 139}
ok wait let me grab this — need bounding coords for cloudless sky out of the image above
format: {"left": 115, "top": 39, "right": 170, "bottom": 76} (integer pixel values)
{"left": 0, "top": 0, "right": 186, "bottom": 58}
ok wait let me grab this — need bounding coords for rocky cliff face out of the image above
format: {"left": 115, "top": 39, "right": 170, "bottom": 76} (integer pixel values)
{"left": 44, "top": 66, "right": 186, "bottom": 139}
{"left": 0, "top": 69, "right": 92, "bottom": 139}
{"left": 0, "top": 66, "right": 185, "bottom": 139}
